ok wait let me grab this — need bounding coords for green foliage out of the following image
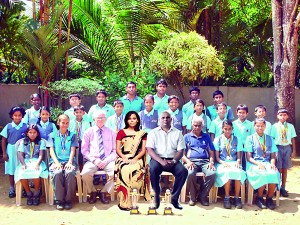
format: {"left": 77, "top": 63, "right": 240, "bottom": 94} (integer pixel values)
{"left": 0, "top": 0, "right": 30, "bottom": 83}
{"left": 149, "top": 31, "right": 224, "bottom": 85}
{"left": 18, "top": 6, "right": 74, "bottom": 87}
{"left": 50, "top": 107, "right": 64, "bottom": 123}
{"left": 41, "top": 78, "right": 104, "bottom": 99}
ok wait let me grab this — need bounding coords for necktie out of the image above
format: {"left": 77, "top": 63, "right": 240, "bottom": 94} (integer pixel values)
{"left": 98, "top": 129, "right": 105, "bottom": 159}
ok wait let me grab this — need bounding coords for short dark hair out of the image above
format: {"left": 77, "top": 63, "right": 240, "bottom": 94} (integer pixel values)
{"left": 222, "top": 119, "right": 233, "bottom": 128}
{"left": 254, "top": 117, "right": 266, "bottom": 125}
{"left": 25, "top": 124, "right": 41, "bottom": 144}
{"left": 168, "top": 95, "right": 179, "bottom": 103}
{"left": 74, "top": 105, "right": 85, "bottom": 112}
{"left": 144, "top": 94, "right": 154, "bottom": 102}
{"left": 156, "top": 79, "right": 168, "bottom": 87}
{"left": 30, "top": 93, "right": 41, "bottom": 100}
{"left": 254, "top": 104, "right": 266, "bottom": 112}
{"left": 126, "top": 81, "right": 136, "bottom": 87}
{"left": 96, "top": 90, "right": 107, "bottom": 97}
{"left": 69, "top": 93, "right": 81, "bottom": 100}
{"left": 189, "top": 86, "right": 200, "bottom": 94}
{"left": 216, "top": 102, "right": 227, "bottom": 110}
{"left": 277, "top": 108, "right": 288, "bottom": 115}
{"left": 113, "top": 100, "right": 124, "bottom": 107}
{"left": 236, "top": 104, "right": 248, "bottom": 113}
{"left": 213, "top": 90, "right": 224, "bottom": 98}
{"left": 194, "top": 99, "right": 205, "bottom": 107}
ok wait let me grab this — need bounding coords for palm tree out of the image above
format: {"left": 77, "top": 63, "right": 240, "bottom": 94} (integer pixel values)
{"left": 18, "top": 5, "right": 74, "bottom": 106}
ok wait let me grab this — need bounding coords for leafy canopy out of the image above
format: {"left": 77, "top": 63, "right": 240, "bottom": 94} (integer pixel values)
{"left": 149, "top": 31, "right": 224, "bottom": 85}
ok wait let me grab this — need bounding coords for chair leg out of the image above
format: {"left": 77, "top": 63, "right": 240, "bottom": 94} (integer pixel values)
{"left": 241, "top": 183, "right": 245, "bottom": 204}
{"left": 180, "top": 181, "right": 187, "bottom": 203}
{"left": 48, "top": 176, "right": 54, "bottom": 206}
{"left": 276, "top": 190, "right": 280, "bottom": 206}
{"left": 82, "top": 178, "right": 88, "bottom": 203}
{"left": 43, "top": 178, "right": 49, "bottom": 203}
{"left": 247, "top": 183, "right": 254, "bottom": 205}
{"left": 16, "top": 181, "right": 22, "bottom": 206}
{"left": 76, "top": 172, "right": 82, "bottom": 203}
{"left": 214, "top": 186, "right": 218, "bottom": 203}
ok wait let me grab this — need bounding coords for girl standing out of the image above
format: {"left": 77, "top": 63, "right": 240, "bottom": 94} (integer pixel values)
{"left": 47, "top": 114, "right": 78, "bottom": 210}
{"left": 36, "top": 106, "right": 57, "bottom": 141}
{"left": 213, "top": 120, "right": 246, "bottom": 209}
{"left": 187, "top": 99, "right": 211, "bottom": 133}
{"left": 22, "top": 93, "right": 42, "bottom": 125}
{"left": 245, "top": 118, "right": 280, "bottom": 210}
{"left": 1, "top": 106, "right": 27, "bottom": 198}
{"left": 14, "top": 124, "right": 48, "bottom": 206}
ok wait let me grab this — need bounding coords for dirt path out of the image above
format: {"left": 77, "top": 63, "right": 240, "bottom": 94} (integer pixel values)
{"left": 0, "top": 159, "right": 299, "bottom": 225}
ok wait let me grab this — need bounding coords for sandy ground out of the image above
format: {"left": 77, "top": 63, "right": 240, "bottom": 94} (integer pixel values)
{"left": 0, "top": 159, "right": 300, "bottom": 225}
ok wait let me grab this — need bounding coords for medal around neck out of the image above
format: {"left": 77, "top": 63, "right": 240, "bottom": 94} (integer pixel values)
{"left": 148, "top": 189, "right": 157, "bottom": 215}
{"left": 164, "top": 189, "right": 173, "bottom": 215}
{"left": 130, "top": 189, "right": 140, "bottom": 215}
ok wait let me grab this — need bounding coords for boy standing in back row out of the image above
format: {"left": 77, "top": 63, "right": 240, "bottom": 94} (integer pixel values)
{"left": 271, "top": 108, "right": 297, "bottom": 197}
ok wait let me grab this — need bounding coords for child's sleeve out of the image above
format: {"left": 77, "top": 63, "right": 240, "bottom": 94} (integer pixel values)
{"left": 0, "top": 124, "right": 8, "bottom": 138}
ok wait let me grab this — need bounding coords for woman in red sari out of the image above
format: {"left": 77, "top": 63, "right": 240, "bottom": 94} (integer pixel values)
{"left": 115, "top": 111, "right": 150, "bottom": 210}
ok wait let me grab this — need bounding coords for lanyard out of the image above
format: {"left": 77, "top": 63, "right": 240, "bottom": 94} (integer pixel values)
{"left": 29, "top": 142, "right": 35, "bottom": 160}
{"left": 76, "top": 121, "right": 82, "bottom": 139}
{"left": 255, "top": 133, "right": 266, "bottom": 157}
{"left": 59, "top": 131, "right": 69, "bottom": 154}
{"left": 278, "top": 122, "right": 288, "bottom": 143}
{"left": 223, "top": 135, "right": 232, "bottom": 159}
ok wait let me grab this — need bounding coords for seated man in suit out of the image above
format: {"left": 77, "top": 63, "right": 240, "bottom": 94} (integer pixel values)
{"left": 81, "top": 110, "right": 116, "bottom": 204}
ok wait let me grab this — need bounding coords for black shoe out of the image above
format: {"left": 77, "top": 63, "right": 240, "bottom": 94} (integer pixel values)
{"left": 234, "top": 197, "right": 243, "bottom": 209}
{"left": 155, "top": 196, "right": 160, "bottom": 209}
{"left": 255, "top": 197, "right": 266, "bottom": 209}
{"left": 55, "top": 201, "right": 64, "bottom": 210}
{"left": 27, "top": 196, "right": 33, "bottom": 206}
{"left": 280, "top": 188, "right": 289, "bottom": 197}
{"left": 9, "top": 190, "right": 16, "bottom": 198}
{"left": 188, "top": 200, "right": 196, "bottom": 206}
{"left": 118, "top": 204, "right": 130, "bottom": 211}
{"left": 33, "top": 196, "right": 40, "bottom": 206}
{"left": 171, "top": 199, "right": 183, "bottom": 210}
{"left": 199, "top": 197, "right": 209, "bottom": 206}
{"left": 22, "top": 189, "right": 27, "bottom": 198}
{"left": 88, "top": 192, "right": 98, "bottom": 204}
{"left": 223, "top": 197, "right": 231, "bottom": 209}
{"left": 266, "top": 198, "right": 275, "bottom": 210}
{"left": 64, "top": 201, "right": 73, "bottom": 210}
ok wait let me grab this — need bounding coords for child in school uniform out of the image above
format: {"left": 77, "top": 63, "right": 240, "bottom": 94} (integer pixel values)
{"left": 1, "top": 106, "right": 27, "bottom": 198}
{"left": 22, "top": 93, "right": 41, "bottom": 125}
{"left": 167, "top": 95, "right": 187, "bottom": 134}
{"left": 245, "top": 118, "right": 280, "bottom": 210}
{"left": 14, "top": 124, "right": 48, "bottom": 206}
{"left": 64, "top": 93, "right": 88, "bottom": 122}
{"left": 47, "top": 114, "right": 79, "bottom": 210}
{"left": 106, "top": 100, "right": 125, "bottom": 133}
{"left": 36, "top": 106, "right": 57, "bottom": 141}
{"left": 233, "top": 104, "right": 253, "bottom": 170}
{"left": 207, "top": 90, "right": 234, "bottom": 121}
{"left": 186, "top": 99, "right": 211, "bottom": 133}
{"left": 69, "top": 105, "right": 91, "bottom": 170}
{"left": 271, "top": 108, "right": 297, "bottom": 197}
{"left": 209, "top": 102, "right": 227, "bottom": 141}
{"left": 138, "top": 94, "right": 159, "bottom": 133}
{"left": 213, "top": 120, "right": 246, "bottom": 209}
{"left": 88, "top": 90, "right": 115, "bottom": 125}
{"left": 153, "top": 79, "right": 169, "bottom": 116}
{"left": 251, "top": 105, "right": 271, "bottom": 135}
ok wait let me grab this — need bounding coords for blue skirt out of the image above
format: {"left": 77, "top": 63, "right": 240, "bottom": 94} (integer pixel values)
{"left": 14, "top": 158, "right": 48, "bottom": 182}
{"left": 246, "top": 161, "right": 280, "bottom": 190}
{"left": 215, "top": 161, "right": 247, "bottom": 187}
{"left": 5, "top": 143, "right": 16, "bottom": 175}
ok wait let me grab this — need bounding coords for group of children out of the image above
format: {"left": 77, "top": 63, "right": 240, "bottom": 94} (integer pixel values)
{"left": 0, "top": 79, "right": 297, "bottom": 211}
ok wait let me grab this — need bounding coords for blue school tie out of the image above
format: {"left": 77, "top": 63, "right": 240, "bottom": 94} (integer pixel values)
{"left": 98, "top": 129, "right": 105, "bottom": 159}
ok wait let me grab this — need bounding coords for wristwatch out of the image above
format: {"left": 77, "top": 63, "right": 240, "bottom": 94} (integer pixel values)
{"left": 172, "top": 159, "right": 177, "bottom": 164}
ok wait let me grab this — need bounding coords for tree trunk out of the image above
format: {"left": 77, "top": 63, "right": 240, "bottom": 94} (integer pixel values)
{"left": 272, "top": 0, "right": 299, "bottom": 156}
